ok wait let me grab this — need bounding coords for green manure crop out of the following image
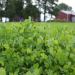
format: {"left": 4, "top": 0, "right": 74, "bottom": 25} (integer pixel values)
{"left": 0, "top": 21, "right": 75, "bottom": 75}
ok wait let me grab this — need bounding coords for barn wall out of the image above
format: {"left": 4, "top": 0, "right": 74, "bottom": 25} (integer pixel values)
{"left": 56, "top": 12, "right": 71, "bottom": 22}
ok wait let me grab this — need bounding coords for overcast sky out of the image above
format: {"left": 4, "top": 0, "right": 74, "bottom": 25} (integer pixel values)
{"left": 58, "top": 0, "right": 75, "bottom": 11}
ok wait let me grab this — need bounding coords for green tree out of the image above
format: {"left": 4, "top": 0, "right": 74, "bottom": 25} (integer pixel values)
{"left": 0, "top": 0, "right": 5, "bottom": 17}
{"left": 5, "top": 0, "right": 16, "bottom": 20}
{"left": 49, "top": 5, "right": 60, "bottom": 18}
{"left": 25, "top": 0, "right": 32, "bottom": 5}
{"left": 15, "top": 0, "right": 23, "bottom": 16}
{"left": 5, "top": 0, "right": 23, "bottom": 21}
{"left": 58, "top": 3, "right": 72, "bottom": 11}
{"left": 23, "top": 4, "right": 40, "bottom": 21}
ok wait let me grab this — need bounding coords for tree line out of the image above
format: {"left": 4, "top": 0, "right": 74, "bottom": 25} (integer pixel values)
{"left": 0, "top": 0, "right": 72, "bottom": 22}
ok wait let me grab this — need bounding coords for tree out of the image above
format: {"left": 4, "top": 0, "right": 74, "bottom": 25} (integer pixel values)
{"left": 58, "top": 3, "right": 72, "bottom": 11}
{"left": 49, "top": 5, "right": 60, "bottom": 18}
{"left": 25, "top": 0, "right": 32, "bottom": 5}
{"left": 0, "top": 0, "right": 6, "bottom": 17}
{"left": 36, "top": 0, "right": 58, "bottom": 21}
{"left": 0, "top": 3, "right": 2, "bottom": 17}
{"left": 15, "top": 0, "right": 23, "bottom": 17}
{"left": 5, "top": 0, "right": 16, "bottom": 20}
{"left": 5, "top": 0, "right": 23, "bottom": 21}
{"left": 0, "top": 0, "right": 6, "bottom": 9}
{"left": 5, "top": 0, "right": 41, "bottom": 21}
{"left": 22, "top": 0, "right": 41, "bottom": 21}
{"left": 23, "top": 4, "right": 40, "bottom": 21}
{"left": 0, "top": 0, "right": 59, "bottom": 22}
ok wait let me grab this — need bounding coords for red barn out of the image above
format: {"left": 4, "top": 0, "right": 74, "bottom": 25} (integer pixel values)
{"left": 56, "top": 10, "right": 75, "bottom": 22}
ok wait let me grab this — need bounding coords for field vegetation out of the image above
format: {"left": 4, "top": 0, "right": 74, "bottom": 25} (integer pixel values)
{"left": 0, "top": 21, "right": 75, "bottom": 75}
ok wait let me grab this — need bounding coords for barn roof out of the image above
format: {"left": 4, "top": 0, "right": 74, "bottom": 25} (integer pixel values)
{"left": 61, "top": 10, "right": 75, "bottom": 15}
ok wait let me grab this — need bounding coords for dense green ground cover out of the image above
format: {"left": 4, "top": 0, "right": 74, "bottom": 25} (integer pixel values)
{"left": 0, "top": 21, "right": 75, "bottom": 75}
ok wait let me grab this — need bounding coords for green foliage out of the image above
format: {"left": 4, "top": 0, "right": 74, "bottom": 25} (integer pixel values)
{"left": 23, "top": 4, "right": 40, "bottom": 20}
{"left": 5, "top": 0, "right": 23, "bottom": 20}
{"left": 57, "top": 3, "right": 72, "bottom": 11}
{"left": 0, "top": 21, "right": 75, "bottom": 75}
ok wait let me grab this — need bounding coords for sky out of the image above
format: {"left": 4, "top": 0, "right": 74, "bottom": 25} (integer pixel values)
{"left": 58, "top": 0, "right": 75, "bottom": 11}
